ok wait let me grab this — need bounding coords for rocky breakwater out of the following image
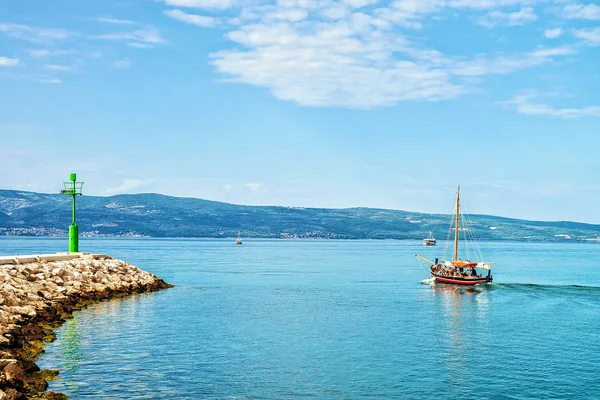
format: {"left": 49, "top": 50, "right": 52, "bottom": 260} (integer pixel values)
{"left": 0, "top": 254, "right": 173, "bottom": 399}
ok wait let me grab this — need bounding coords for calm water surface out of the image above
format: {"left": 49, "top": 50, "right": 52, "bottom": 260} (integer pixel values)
{"left": 2, "top": 237, "right": 600, "bottom": 399}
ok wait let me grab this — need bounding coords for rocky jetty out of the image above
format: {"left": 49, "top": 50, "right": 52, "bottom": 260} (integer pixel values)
{"left": 0, "top": 254, "right": 172, "bottom": 399}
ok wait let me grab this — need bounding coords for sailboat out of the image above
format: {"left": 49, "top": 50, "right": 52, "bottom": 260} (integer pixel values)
{"left": 415, "top": 185, "right": 494, "bottom": 285}
{"left": 236, "top": 231, "right": 242, "bottom": 245}
{"left": 423, "top": 231, "right": 437, "bottom": 246}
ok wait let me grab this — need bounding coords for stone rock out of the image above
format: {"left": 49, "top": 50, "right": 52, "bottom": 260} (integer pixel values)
{"left": 3, "top": 361, "right": 24, "bottom": 381}
{"left": 0, "top": 255, "right": 172, "bottom": 399}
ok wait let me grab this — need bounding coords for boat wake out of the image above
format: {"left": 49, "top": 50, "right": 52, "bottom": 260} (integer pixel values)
{"left": 420, "top": 277, "right": 436, "bottom": 285}
{"left": 494, "top": 282, "right": 600, "bottom": 294}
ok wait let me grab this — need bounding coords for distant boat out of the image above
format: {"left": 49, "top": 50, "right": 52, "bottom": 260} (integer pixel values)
{"left": 415, "top": 185, "right": 494, "bottom": 285}
{"left": 423, "top": 232, "right": 437, "bottom": 246}
{"left": 236, "top": 231, "right": 242, "bottom": 245}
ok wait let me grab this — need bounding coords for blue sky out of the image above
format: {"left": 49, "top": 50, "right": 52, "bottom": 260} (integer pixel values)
{"left": 0, "top": 0, "right": 599, "bottom": 223}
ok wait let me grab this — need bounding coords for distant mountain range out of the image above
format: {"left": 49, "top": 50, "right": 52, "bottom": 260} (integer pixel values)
{"left": 0, "top": 189, "right": 599, "bottom": 242}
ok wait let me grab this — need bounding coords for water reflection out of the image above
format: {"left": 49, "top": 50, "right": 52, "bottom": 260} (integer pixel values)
{"left": 60, "top": 315, "right": 82, "bottom": 393}
{"left": 430, "top": 284, "right": 491, "bottom": 390}
{"left": 43, "top": 294, "right": 157, "bottom": 396}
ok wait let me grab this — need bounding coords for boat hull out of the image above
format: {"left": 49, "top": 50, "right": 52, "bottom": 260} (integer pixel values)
{"left": 431, "top": 273, "right": 491, "bottom": 285}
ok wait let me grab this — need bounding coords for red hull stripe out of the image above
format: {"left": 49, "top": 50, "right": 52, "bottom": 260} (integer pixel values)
{"left": 432, "top": 274, "right": 487, "bottom": 285}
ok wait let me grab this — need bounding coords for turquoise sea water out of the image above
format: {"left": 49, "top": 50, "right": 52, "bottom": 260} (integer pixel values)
{"left": 2, "top": 237, "right": 600, "bottom": 399}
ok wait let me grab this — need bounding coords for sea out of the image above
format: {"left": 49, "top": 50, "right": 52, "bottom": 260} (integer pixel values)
{"left": 2, "top": 237, "right": 600, "bottom": 399}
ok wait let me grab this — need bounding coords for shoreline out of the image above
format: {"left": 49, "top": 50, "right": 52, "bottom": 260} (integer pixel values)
{"left": 2, "top": 236, "right": 599, "bottom": 244}
{"left": 0, "top": 253, "right": 173, "bottom": 400}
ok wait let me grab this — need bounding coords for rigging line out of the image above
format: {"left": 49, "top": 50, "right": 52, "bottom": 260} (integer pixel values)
{"left": 461, "top": 207, "right": 478, "bottom": 262}
{"left": 416, "top": 258, "right": 433, "bottom": 274}
{"left": 443, "top": 202, "right": 455, "bottom": 260}
{"left": 462, "top": 204, "right": 485, "bottom": 262}
{"left": 462, "top": 205, "right": 479, "bottom": 259}
{"left": 459, "top": 209, "right": 471, "bottom": 261}
{"left": 428, "top": 213, "right": 445, "bottom": 238}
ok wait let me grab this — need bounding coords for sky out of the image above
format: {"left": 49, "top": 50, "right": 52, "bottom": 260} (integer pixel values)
{"left": 0, "top": 0, "right": 599, "bottom": 223}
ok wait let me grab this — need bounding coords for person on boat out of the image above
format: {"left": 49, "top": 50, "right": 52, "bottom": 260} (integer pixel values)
{"left": 470, "top": 268, "right": 477, "bottom": 277}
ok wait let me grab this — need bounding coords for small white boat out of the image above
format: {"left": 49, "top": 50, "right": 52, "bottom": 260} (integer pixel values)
{"left": 236, "top": 231, "right": 242, "bottom": 245}
{"left": 423, "top": 232, "right": 436, "bottom": 246}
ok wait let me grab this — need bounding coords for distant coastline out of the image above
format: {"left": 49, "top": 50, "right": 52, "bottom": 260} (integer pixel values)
{"left": 1, "top": 190, "right": 600, "bottom": 243}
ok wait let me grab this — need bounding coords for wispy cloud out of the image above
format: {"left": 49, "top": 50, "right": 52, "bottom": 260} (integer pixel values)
{"left": 152, "top": 0, "right": 579, "bottom": 108}
{"left": 1, "top": 71, "right": 62, "bottom": 84}
{"left": 562, "top": 3, "right": 600, "bottom": 20}
{"left": 113, "top": 58, "right": 133, "bottom": 68}
{"left": 96, "top": 28, "right": 166, "bottom": 47}
{"left": 93, "top": 17, "right": 135, "bottom": 25}
{"left": 573, "top": 27, "right": 600, "bottom": 45}
{"left": 39, "top": 77, "right": 62, "bottom": 84}
{"left": 448, "top": 0, "right": 539, "bottom": 8}
{"left": 27, "top": 49, "right": 74, "bottom": 58}
{"left": 544, "top": 27, "right": 563, "bottom": 39}
{"left": 0, "top": 57, "right": 20, "bottom": 67}
{"left": 44, "top": 64, "right": 72, "bottom": 71}
{"left": 104, "top": 179, "right": 154, "bottom": 195}
{"left": 164, "top": 9, "right": 218, "bottom": 27}
{"left": 501, "top": 91, "right": 600, "bottom": 118}
{"left": 245, "top": 182, "right": 262, "bottom": 193}
{"left": 0, "top": 23, "right": 71, "bottom": 43}
{"left": 477, "top": 7, "right": 537, "bottom": 28}
{"left": 163, "top": 0, "right": 235, "bottom": 10}
{"left": 448, "top": 46, "right": 576, "bottom": 77}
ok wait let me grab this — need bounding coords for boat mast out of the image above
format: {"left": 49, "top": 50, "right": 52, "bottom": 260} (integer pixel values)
{"left": 453, "top": 185, "right": 460, "bottom": 261}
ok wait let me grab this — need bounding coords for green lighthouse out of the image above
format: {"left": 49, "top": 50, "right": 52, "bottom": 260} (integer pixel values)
{"left": 60, "top": 173, "right": 84, "bottom": 253}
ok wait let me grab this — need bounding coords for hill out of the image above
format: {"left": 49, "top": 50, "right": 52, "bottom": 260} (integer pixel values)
{"left": 0, "top": 190, "right": 599, "bottom": 242}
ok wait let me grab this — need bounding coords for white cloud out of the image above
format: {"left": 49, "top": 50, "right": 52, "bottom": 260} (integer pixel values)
{"left": 104, "top": 179, "right": 154, "bottom": 195}
{"left": 27, "top": 49, "right": 74, "bottom": 58}
{"left": 14, "top": 182, "right": 55, "bottom": 192}
{"left": 450, "top": 46, "right": 576, "bottom": 76}
{"left": 0, "top": 70, "right": 63, "bottom": 83}
{"left": 477, "top": 7, "right": 538, "bottom": 28}
{"left": 210, "top": 11, "right": 574, "bottom": 108}
{"left": 113, "top": 58, "right": 133, "bottom": 68}
{"left": 322, "top": 6, "right": 348, "bottom": 20}
{"left": 164, "top": 9, "right": 218, "bottom": 27}
{"left": 501, "top": 91, "right": 600, "bottom": 118}
{"left": 266, "top": 9, "right": 309, "bottom": 21}
{"left": 544, "top": 27, "right": 563, "bottom": 38}
{"left": 562, "top": 3, "right": 600, "bottom": 20}
{"left": 573, "top": 27, "right": 600, "bottom": 45}
{"left": 375, "top": 1, "right": 442, "bottom": 29}
{"left": 44, "top": 64, "right": 71, "bottom": 71}
{"left": 128, "top": 42, "right": 153, "bottom": 48}
{"left": 529, "top": 46, "right": 576, "bottom": 57}
{"left": 39, "top": 77, "right": 62, "bottom": 84}
{"left": 212, "top": 19, "right": 465, "bottom": 108}
{"left": 0, "top": 23, "right": 71, "bottom": 43}
{"left": 163, "top": 0, "right": 234, "bottom": 9}
{"left": 93, "top": 17, "right": 135, "bottom": 25}
{"left": 151, "top": 0, "right": 584, "bottom": 108}
{"left": 449, "top": 0, "right": 538, "bottom": 8}
{"left": 245, "top": 183, "right": 262, "bottom": 193}
{"left": 0, "top": 57, "right": 20, "bottom": 67}
{"left": 96, "top": 28, "right": 166, "bottom": 47}
{"left": 342, "top": 0, "right": 380, "bottom": 8}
